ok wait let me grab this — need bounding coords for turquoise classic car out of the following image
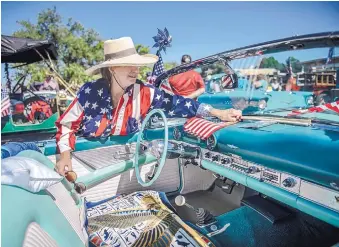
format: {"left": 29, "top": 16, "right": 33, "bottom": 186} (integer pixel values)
{"left": 2, "top": 32, "right": 339, "bottom": 247}
{"left": 199, "top": 73, "right": 314, "bottom": 112}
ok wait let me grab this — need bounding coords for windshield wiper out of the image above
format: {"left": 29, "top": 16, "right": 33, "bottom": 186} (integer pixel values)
{"left": 311, "top": 118, "right": 339, "bottom": 126}
{"left": 253, "top": 107, "right": 308, "bottom": 114}
{"left": 242, "top": 113, "right": 339, "bottom": 127}
{"left": 242, "top": 114, "right": 311, "bottom": 126}
{"left": 244, "top": 112, "right": 305, "bottom": 119}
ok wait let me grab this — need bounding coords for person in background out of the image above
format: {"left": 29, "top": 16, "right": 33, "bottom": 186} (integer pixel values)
{"left": 252, "top": 74, "right": 268, "bottom": 91}
{"left": 210, "top": 78, "right": 221, "bottom": 93}
{"left": 204, "top": 74, "right": 212, "bottom": 93}
{"left": 168, "top": 55, "right": 205, "bottom": 99}
{"left": 271, "top": 78, "right": 282, "bottom": 91}
{"left": 41, "top": 75, "right": 59, "bottom": 91}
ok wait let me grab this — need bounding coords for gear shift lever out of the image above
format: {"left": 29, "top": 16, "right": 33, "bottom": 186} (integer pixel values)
{"left": 175, "top": 195, "right": 195, "bottom": 209}
{"left": 175, "top": 195, "right": 217, "bottom": 227}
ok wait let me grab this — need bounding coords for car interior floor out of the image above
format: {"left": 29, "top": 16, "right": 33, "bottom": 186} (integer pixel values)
{"left": 170, "top": 183, "right": 246, "bottom": 223}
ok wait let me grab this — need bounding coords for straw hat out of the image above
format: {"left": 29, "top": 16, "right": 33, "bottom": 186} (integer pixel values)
{"left": 85, "top": 37, "right": 158, "bottom": 76}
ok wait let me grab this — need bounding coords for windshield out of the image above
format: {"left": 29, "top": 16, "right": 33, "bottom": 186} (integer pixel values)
{"left": 163, "top": 46, "right": 339, "bottom": 123}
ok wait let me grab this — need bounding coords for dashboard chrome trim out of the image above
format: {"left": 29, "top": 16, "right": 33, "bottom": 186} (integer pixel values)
{"left": 300, "top": 180, "right": 339, "bottom": 212}
{"left": 198, "top": 147, "right": 339, "bottom": 212}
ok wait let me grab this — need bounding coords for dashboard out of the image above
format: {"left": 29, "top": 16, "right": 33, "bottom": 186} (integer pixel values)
{"left": 158, "top": 118, "right": 339, "bottom": 227}
{"left": 199, "top": 148, "right": 339, "bottom": 212}
{"left": 166, "top": 138, "right": 339, "bottom": 228}
{"left": 40, "top": 117, "right": 339, "bottom": 227}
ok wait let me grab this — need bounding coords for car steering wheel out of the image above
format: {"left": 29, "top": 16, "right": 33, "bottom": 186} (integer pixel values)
{"left": 134, "top": 109, "right": 168, "bottom": 187}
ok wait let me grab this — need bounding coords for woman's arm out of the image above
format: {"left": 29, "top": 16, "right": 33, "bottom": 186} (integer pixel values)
{"left": 55, "top": 98, "right": 85, "bottom": 153}
{"left": 147, "top": 84, "right": 241, "bottom": 121}
{"left": 55, "top": 84, "right": 88, "bottom": 175}
{"left": 186, "top": 88, "right": 205, "bottom": 99}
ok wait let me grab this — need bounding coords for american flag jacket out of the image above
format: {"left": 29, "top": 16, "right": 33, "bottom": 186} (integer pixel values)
{"left": 56, "top": 79, "right": 212, "bottom": 153}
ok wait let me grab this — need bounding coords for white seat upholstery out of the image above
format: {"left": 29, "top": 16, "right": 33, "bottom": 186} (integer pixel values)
{"left": 45, "top": 183, "right": 88, "bottom": 246}
{"left": 23, "top": 222, "right": 58, "bottom": 247}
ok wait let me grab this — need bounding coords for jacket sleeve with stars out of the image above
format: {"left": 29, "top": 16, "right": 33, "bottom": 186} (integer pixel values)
{"left": 55, "top": 80, "right": 212, "bottom": 153}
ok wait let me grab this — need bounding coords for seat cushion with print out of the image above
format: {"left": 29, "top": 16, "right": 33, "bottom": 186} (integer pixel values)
{"left": 86, "top": 191, "right": 214, "bottom": 247}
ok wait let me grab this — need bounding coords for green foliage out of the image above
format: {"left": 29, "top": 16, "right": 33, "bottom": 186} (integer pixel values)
{"left": 12, "top": 7, "right": 176, "bottom": 87}
{"left": 259, "top": 56, "right": 302, "bottom": 73}
{"left": 200, "top": 63, "right": 225, "bottom": 76}
{"left": 13, "top": 7, "right": 103, "bottom": 86}
{"left": 287, "top": 56, "right": 302, "bottom": 73}
{"left": 164, "top": 62, "right": 178, "bottom": 71}
{"left": 260, "top": 57, "right": 286, "bottom": 71}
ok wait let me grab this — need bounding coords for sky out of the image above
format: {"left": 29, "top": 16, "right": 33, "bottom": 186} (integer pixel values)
{"left": 1, "top": 1, "right": 339, "bottom": 66}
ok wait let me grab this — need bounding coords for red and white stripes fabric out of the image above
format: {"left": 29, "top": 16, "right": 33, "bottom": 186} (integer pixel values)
{"left": 1, "top": 95, "right": 11, "bottom": 117}
{"left": 184, "top": 117, "right": 233, "bottom": 140}
{"left": 288, "top": 101, "right": 339, "bottom": 116}
{"left": 159, "top": 81, "right": 174, "bottom": 95}
{"left": 55, "top": 98, "right": 84, "bottom": 153}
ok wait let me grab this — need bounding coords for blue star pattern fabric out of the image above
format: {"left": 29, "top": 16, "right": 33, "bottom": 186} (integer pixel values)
{"left": 56, "top": 79, "right": 212, "bottom": 152}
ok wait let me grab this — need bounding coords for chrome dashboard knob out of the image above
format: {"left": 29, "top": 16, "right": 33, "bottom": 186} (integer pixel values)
{"left": 246, "top": 166, "right": 259, "bottom": 174}
{"left": 212, "top": 155, "right": 219, "bottom": 162}
{"left": 282, "top": 177, "right": 296, "bottom": 188}
{"left": 204, "top": 152, "right": 211, "bottom": 158}
{"left": 221, "top": 157, "right": 231, "bottom": 165}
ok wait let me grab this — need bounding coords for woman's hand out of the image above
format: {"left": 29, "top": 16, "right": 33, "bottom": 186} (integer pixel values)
{"left": 55, "top": 151, "right": 72, "bottom": 176}
{"left": 210, "top": 108, "right": 242, "bottom": 122}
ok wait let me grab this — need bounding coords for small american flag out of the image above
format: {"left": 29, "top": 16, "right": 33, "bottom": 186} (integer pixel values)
{"left": 183, "top": 117, "right": 234, "bottom": 140}
{"left": 1, "top": 88, "right": 11, "bottom": 117}
{"left": 152, "top": 52, "right": 174, "bottom": 95}
{"left": 288, "top": 101, "right": 339, "bottom": 116}
{"left": 152, "top": 52, "right": 165, "bottom": 77}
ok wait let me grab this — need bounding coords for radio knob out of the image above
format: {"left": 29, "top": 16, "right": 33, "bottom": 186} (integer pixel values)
{"left": 212, "top": 155, "right": 219, "bottom": 162}
{"left": 247, "top": 166, "right": 259, "bottom": 174}
{"left": 221, "top": 157, "right": 231, "bottom": 164}
{"left": 282, "top": 177, "right": 296, "bottom": 188}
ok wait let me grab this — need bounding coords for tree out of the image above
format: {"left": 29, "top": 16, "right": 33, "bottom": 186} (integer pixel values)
{"left": 200, "top": 63, "right": 225, "bottom": 76}
{"left": 287, "top": 57, "right": 303, "bottom": 73}
{"left": 13, "top": 7, "right": 104, "bottom": 87}
{"left": 260, "top": 56, "right": 302, "bottom": 73}
{"left": 11, "top": 7, "right": 176, "bottom": 89}
{"left": 260, "top": 57, "right": 286, "bottom": 71}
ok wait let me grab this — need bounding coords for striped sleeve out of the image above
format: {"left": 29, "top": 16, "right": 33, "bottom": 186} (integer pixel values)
{"left": 55, "top": 97, "right": 85, "bottom": 153}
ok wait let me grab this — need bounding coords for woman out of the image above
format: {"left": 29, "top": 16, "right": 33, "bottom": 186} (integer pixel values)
{"left": 55, "top": 37, "right": 242, "bottom": 176}
{"left": 252, "top": 74, "right": 268, "bottom": 92}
